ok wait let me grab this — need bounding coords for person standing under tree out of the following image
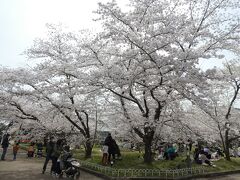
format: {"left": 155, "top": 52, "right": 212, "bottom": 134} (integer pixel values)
{"left": 187, "top": 139, "right": 193, "bottom": 152}
{"left": 51, "top": 139, "right": 64, "bottom": 176}
{"left": 113, "top": 139, "right": 122, "bottom": 160}
{"left": 104, "top": 133, "right": 116, "bottom": 165}
{"left": 101, "top": 142, "right": 108, "bottom": 165}
{"left": 42, "top": 137, "right": 55, "bottom": 174}
{"left": 13, "top": 141, "right": 20, "bottom": 160}
{"left": 1, "top": 133, "right": 10, "bottom": 160}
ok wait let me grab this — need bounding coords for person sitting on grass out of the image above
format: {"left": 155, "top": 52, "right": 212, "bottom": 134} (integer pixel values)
{"left": 211, "top": 151, "right": 220, "bottom": 160}
{"left": 157, "top": 146, "right": 164, "bottom": 160}
{"left": 194, "top": 145, "right": 202, "bottom": 164}
{"left": 167, "top": 144, "right": 176, "bottom": 160}
{"left": 203, "top": 146, "right": 211, "bottom": 159}
{"left": 199, "top": 150, "right": 216, "bottom": 167}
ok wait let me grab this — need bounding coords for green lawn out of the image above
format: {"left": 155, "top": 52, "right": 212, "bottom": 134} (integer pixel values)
{"left": 207, "top": 158, "right": 240, "bottom": 172}
{"left": 73, "top": 147, "right": 240, "bottom": 172}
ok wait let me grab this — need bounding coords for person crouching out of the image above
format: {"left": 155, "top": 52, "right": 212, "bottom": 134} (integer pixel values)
{"left": 27, "top": 142, "right": 35, "bottom": 158}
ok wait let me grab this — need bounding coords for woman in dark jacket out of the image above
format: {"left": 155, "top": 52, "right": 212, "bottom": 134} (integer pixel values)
{"left": 104, "top": 133, "right": 117, "bottom": 164}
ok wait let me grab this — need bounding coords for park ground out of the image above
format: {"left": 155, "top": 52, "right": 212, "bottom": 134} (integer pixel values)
{"left": 1, "top": 147, "right": 240, "bottom": 179}
{"left": 0, "top": 148, "right": 103, "bottom": 180}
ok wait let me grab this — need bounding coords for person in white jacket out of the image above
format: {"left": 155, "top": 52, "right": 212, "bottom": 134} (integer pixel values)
{"left": 101, "top": 143, "right": 108, "bottom": 165}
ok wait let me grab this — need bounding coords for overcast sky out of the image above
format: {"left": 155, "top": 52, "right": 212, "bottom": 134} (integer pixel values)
{"left": 0, "top": 0, "right": 229, "bottom": 69}
{"left": 0, "top": 0, "right": 118, "bottom": 67}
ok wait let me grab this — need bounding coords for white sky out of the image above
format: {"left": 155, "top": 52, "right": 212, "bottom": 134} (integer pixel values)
{"left": 0, "top": 0, "right": 124, "bottom": 67}
{"left": 0, "top": 0, "right": 231, "bottom": 69}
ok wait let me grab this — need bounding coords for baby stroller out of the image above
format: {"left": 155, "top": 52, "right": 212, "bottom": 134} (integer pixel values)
{"left": 36, "top": 142, "right": 43, "bottom": 157}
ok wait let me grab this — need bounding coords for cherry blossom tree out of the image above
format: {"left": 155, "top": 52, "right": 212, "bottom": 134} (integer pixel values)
{"left": 192, "top": 59, "right": 240, "bottom": 160}
{"left": 0, "top": 67, "right": 76, "bottom": 142}
{"left": 23, "top": 25, "right": 110, "bottom": 158}
{"left": 91, "top": 0, "right": 240, "bottom": 163}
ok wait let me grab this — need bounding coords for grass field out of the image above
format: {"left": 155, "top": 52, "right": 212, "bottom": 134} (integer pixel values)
{"left": 73, "top": 147, "right": 240, "bottom": 172}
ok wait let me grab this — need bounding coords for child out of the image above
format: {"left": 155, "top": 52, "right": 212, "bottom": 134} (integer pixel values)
{"left": 101, "top": 143, "right": 108, "bottom": 165}
{"left": 27, "top": 142, "right": 35, "bottom": 158}
{"left": 13, "top": 141, "right": 20, "bottom": 160}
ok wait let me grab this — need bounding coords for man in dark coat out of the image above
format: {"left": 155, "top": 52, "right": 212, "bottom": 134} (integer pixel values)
{"left": 1, "top": 133, "right": 10, "bottom": 160}
{"left": 42, "top": 137, "right": 55, "bottom": 174}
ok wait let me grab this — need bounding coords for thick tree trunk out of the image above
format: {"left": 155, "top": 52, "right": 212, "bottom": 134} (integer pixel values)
{"left": 225, "top": 144, "right": 231, "bottom": 161}
{"left": 85, "top": 139, "right": 92, "bottom": 158}
{"left": 224, "top": 130, "right": 231, "bottom": 161}
{"left": 143, "top": 132, "right": 154, "bottom": 164}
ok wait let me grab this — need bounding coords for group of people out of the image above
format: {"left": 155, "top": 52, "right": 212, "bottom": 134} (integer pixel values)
{"left": 165, "top": 144, "right": 177, "bottom": 160}
{"left": 0, "top": 132, "right": 227, "bottom": 170}
{"left": 156, "top": 139, "right": 220, "bottom": 165}
{"left": 1, "top": 133, "right": 45, "bottom": 161}
{"left": 194, "top": 146, "right": 223, "bottom": 167}
{"left": 155, "top": 140, "right": 224, "bottom": 167}
{"left": 194, "top": 146, "right": 212, "bottom": 166}
{"left": 101, "top": 133, "right": 121, "bottom": 166}
{"left": 157, "top": 139, "right": 194, "bottom": 160}
{"left": 27, "top": 140, "right": 43, "bottom": 158}
{"left": 1, "top": 133, "right": 19, "bottom": 161}
{"left": 42, "top": 137, "right": 70, "bottom": 176}
{"left": 1, "top": 133, "right": 71, "bottom": 176}
{"left": 157, "top": 144, "right": 178, "bottom": 160}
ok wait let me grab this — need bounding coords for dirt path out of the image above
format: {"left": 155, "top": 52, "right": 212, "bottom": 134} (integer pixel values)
{"left": 0, "top": 148, "right": 103, "bottom": 180}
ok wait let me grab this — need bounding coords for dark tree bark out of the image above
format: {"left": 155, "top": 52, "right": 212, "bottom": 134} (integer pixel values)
{"left": 224, "top": 129, "right": 231, "bottom": 161}
{"left": 85, "top": 139, "right": 92, "bottom": 158}
{"left": 143, "top": 131, "right": 154, "bottom": 164}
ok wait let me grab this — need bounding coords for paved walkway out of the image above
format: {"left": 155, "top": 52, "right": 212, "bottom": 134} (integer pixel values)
{"left": 0, "top": 148, "right": 103, "bottom": 180}
{"left": 196, "top": 174, "right": 240, "bottom": 180}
